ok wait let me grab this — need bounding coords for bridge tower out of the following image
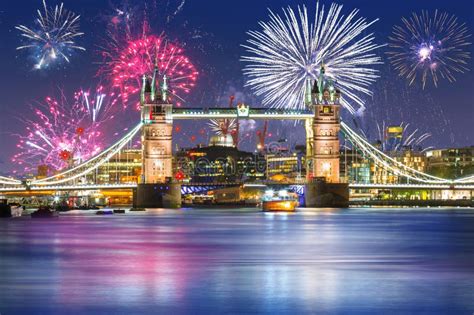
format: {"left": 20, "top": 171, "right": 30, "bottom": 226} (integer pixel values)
{"left": 134, "top": 68, "right": 181, "bottom": 208}
{"left": 310, "top": 64, "right": 341, "bottom": 183}
{"left": 304, "top": 63, "right": 348, "bottom": 207}
{"left": 140, "top": 68, "right": 173, "bottom": 183}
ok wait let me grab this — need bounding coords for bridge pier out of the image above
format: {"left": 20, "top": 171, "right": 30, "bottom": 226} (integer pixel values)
{"left": 304, "top": 180, "right": 349, "bottom": 208}
{"left": 133, "top": 183, "right": 182, "bottom": 209}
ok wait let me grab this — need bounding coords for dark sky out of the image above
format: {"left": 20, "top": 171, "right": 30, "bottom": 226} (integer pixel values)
{"left": 0, "top": 0, "right": 473, "bottom": 174}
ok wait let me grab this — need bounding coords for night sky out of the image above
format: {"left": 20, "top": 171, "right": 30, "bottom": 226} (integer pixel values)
{"left": 0, "top": 0, "right": 473, "bottom": 174}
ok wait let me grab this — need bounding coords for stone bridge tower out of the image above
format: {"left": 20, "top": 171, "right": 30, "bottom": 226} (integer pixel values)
{"left": 140, "top": 68, "right": 173, "bottom": 184}
{"left": 310, "top": 64, "right": 341, "bottom": 183}
{"left": 134, "top": 68, "right": 181, "bottom": 209}
{"left": 304, "top": 64, "right": 348, "bottom": 208}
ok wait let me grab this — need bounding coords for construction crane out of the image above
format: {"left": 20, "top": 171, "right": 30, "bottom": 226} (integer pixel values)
{"left": 229, "top": 95, "right": 239, "bottom": 147}
{"left": 256, "top": 121, "right": 268, "bottom": 152}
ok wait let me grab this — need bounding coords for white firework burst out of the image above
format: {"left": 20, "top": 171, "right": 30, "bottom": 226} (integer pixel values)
{"left": 208, "top": 119, "right": 237, "bottom": 137}
{"left": 16, "top": 0, "right": 85, "bottom": 70}
{"left": 241, "top": 2, "right": 382, "bottom": 113}
{"left": 376, "top": 121, "right": 433, "bottom": 152}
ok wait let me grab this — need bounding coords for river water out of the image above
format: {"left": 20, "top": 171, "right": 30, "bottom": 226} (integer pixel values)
{"left": 0, "top": 207, "right": 473, "bottom": 314}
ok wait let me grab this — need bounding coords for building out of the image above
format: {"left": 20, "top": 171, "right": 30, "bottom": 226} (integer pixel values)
{"left": 96, "top": 149, "right": 142, "bottom": 184}
{"left": 209, "top": 134, "right": 234, "bottom": 147}
{"left": 266, "top": 146, "right": 305, "bottom": 183}
{"left": 426, "top": 146, "right": 474, "bottom": 179}
{"left": 340, "top": 148, "right": 371, "bottom": 184}
{"left": 393, "top": 148, "right": 427, "bottom": 173}
{"left": 176, "top": 144, "right": 265, "bottom": 183}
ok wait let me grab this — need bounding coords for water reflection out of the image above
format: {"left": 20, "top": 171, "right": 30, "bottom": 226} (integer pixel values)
{"left": 0, "top": 207, "right": 473, "bottom": 314}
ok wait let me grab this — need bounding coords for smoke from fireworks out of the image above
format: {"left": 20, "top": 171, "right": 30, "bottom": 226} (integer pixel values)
{"left": 15, "top": 0, "right": 85, "bottom": 70}
{"left": 12, "top": 88, "right": 120, "bottom": 174}
{"left": 387, "top": 10, "right": 471, "bottom": 88}
{"left": 100, "top": 34, "right": 198, "bottom": 109}
{"left": 242, "top": 2, "right": 382, "bottom": 113}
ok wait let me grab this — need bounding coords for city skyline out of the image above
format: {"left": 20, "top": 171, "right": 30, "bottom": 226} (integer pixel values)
{"left": 0, "top": 0, "right": 472, "bottom": 175}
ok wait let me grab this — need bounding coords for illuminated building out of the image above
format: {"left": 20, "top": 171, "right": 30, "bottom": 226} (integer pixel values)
{"left": 96, "top": 149, "right": 142, "bottom": 184}
{"left": 176, "top": 144, "right": 265, "bottom": 183}
{"left": 393, "top": 148, "right": 426, "bottom": 172}
{"left": 209, "top": 134, "right": 234, "bottom": 147}
{"left": 340, "top": 148, "right": 371, "bottom": 184}
{"left": 266, "top": 146, "right": 305, "bottom": 183}
{"left": 426, "top": 146, "right": 474, "bottom": 179}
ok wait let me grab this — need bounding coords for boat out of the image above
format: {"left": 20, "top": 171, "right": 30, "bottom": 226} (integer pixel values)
{"left": 31, "top": 206, "right": 59, "bottom": 218}
{"left": 96, "top": 209, "right": 114, "bottom": 215}
{"left": 261, "top": 190, "right": 298, "bottom": 212}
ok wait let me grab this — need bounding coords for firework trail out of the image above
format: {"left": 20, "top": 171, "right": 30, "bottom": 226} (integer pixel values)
{"left": 16, "top": 0, "right": 85, "bottom": 70}
{"left": 346, "top": 62, "right": 455, "bottom": 150}
{"left": 12, "top": 89, "right": 121, "bottom": 174}
{"left": 75, "top": 85, "right": 120, "bottom": 124}
{"left": 241, "top": 2, "right": 382, "bottom": 113}
{"left": 375, "top": 121, "right": 433, "bottom": 152}
{"left": 387, "top": 10, "right": 471, "bottom": 88}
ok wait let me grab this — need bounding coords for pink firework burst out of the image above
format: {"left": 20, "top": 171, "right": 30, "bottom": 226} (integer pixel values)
{"left": 107, "top": 34, "right": 198, "bottom": 109}
{"left": 12, "top": 88, "right": 120, "bottom": 175}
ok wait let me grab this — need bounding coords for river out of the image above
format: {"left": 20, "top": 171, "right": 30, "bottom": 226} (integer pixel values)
{"left": 0, "top": 207, "right": 473, "bottom": 314}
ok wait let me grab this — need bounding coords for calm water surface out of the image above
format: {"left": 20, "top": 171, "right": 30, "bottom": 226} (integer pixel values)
{"left": 0, "top": 207, "right": 473, "bottom": 314}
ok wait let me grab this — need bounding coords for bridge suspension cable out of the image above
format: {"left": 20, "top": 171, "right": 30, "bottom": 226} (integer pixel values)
{"left": 0, "top": 176, "right": 22, "bottom": 186}
{"left": 340, "top": 121, "right": 454, "bottom": 184}
{"left": 30, "top": 123, "right": 142, "bottom": 186}
{"left": 453, "top": 174, "right": 474, "bottom": 184}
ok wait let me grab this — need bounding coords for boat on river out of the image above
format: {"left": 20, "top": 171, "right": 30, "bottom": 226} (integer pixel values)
{"left": 261, "top": 189, "right": 298, "bottom": 212}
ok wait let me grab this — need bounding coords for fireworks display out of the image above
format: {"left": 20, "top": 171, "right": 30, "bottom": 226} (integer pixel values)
{"left": 11, "top": 88, "right": 121, "bottom": 173}
{"left": 3, "top": 2, "right": 472, "bottom": 177}
{"left": 241, "top": 2, "right": 382, "bottom": 113}
{"left": 101, "top": 34, "right": 198, "bottom": 109}
{"left": 388, "top": 10, "right": 471, "bottom": 88}
{"left": 208, "top": 119, "right": 237, "bottom": 137}
{"left": 75, "top": 86, "right": 119, "bottom": 125}
{"left": 347, "top": 65, "right": 453, "bottom": 151}
{"left": 208, "top": 95, "right": 238, "bottom": 144}
{"left": 15, "top": 0, "right": 85, "bottom": 70}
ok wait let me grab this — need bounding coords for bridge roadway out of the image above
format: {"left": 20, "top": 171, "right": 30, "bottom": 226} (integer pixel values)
{"left": 1, "top": 182, "right": 473, "bottom": 194}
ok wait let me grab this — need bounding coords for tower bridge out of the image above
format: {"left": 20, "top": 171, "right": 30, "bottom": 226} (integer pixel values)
{"left": 1, "top": 65, "right": 473, "bottom": 207}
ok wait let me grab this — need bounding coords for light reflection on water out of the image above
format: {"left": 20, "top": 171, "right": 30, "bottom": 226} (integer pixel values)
{"left": 0, "top": 207, "right": 473, "bottom": 314}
